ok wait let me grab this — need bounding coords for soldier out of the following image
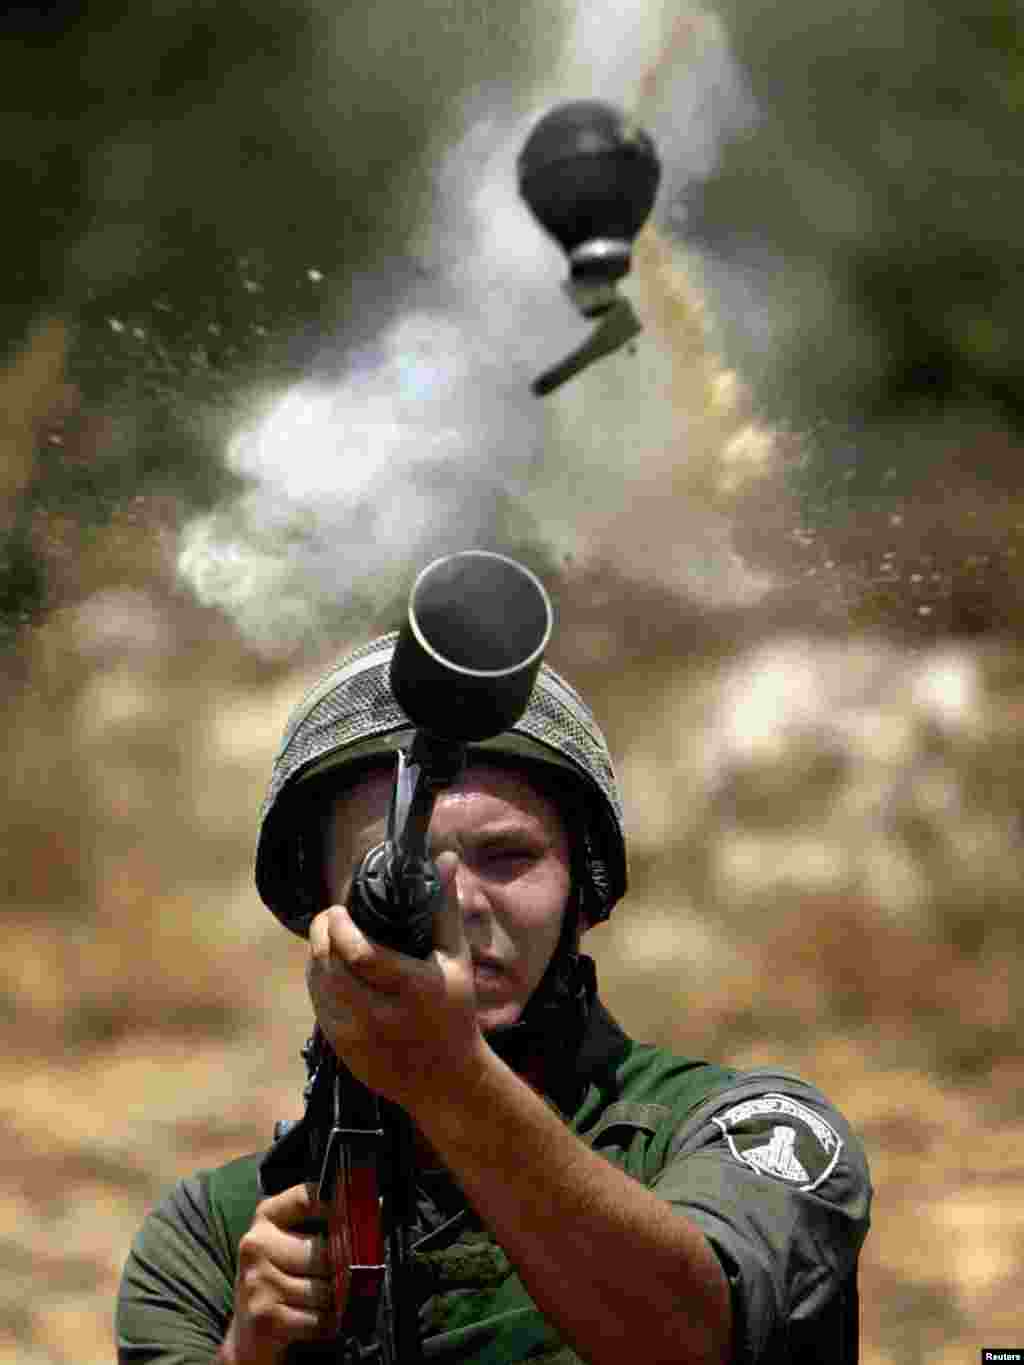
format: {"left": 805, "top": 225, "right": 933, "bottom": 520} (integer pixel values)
{"left": 116, "top": 633, "right": 871, "bottom": 1364}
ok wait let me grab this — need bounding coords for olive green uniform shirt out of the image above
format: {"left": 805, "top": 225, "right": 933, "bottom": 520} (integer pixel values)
{"left": 116, "top": 1004, "right": 871, "bottom": 1364}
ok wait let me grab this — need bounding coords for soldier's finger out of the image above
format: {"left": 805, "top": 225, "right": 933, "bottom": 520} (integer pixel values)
{"left": 308, "top": 910, "right": 331, "bottom": 958}
{"left": 322, "top": 904, "right": 410, "bottom": 992}
{"left": 268, "top": 1225, "right": 334, "bottom": 1279}
{"left": 272, "top": 1264, "right": 336, "bottom": 1312}
{"left": 431, "top": 850, "right": 468, "bottom": 960}
{"left": 258, "top": 1182, "right": 326, "bottom": 1231}
{"left": 257, "top": 1302, "right": 333, "bottom": 1344}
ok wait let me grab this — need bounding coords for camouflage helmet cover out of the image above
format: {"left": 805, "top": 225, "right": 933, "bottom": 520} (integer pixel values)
{"left": 255, "top": 632, "right": 627, "bottom": 934}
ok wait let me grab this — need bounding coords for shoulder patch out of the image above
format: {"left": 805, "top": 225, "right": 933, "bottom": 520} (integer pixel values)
{"left": 712, "top": 1092, "right": 842, "bottom": 1192}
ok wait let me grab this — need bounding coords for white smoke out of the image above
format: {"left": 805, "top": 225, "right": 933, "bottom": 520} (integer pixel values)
{"left": 178, "top": 1, "right": 763, "bottom": 654}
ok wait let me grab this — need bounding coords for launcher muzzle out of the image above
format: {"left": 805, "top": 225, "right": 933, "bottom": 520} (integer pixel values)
{"left": 347, "top": 550, "right": 553, "bottom": 958}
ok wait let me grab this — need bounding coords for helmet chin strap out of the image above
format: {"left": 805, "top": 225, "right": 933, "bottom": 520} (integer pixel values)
{"left": 482, "top": 890, "right": 598, "bottom": 1103}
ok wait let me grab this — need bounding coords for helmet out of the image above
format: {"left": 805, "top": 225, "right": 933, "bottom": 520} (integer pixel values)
{"left": 255, "top": 632, "right": 627, "bottom": 935}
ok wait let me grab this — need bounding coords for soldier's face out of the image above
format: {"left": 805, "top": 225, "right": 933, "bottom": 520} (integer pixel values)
{"left": 324, "top": 763, "right": 573, "bottom": 1033}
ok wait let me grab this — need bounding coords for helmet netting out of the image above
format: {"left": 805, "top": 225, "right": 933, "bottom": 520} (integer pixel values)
{"left": 256, "top": 633, "right": 627, "bottom": 933}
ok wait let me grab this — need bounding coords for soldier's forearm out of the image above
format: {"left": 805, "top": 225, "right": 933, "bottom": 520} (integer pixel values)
{"left": 414, "top": 1045, "right": 732, "bottom": 1365}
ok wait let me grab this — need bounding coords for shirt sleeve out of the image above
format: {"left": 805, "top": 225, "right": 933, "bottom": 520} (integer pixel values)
{"left": 650, "top": 1072, "right": 872, "bottom": 1365}
{"left": 116, "top": 1173, "right": 234, "bottom": 1365}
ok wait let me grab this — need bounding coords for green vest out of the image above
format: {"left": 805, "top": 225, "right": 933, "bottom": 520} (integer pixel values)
{"left": 205, "top": 1027, "right": 739, "bottom": 1364}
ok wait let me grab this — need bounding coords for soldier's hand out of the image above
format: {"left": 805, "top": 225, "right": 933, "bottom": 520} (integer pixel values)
{"left": 220, "top": 1183, "right": 334, "bottom": 1365}
{"left": 307, "top": 851, "right": 488, "bottom": 1112}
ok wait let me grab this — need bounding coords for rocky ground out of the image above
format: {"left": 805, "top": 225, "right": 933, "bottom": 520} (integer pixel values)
{"left": 2, "top": 593, "right": 1021, "bottom": 1365}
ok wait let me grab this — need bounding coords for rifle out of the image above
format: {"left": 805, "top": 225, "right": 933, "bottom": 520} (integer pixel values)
{"left": 269, "top": 551, "right": 552, "bottom": 1363}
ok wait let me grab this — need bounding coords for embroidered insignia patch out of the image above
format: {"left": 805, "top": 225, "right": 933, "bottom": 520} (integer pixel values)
{"left": 712, "top": 1093, "right": 843, "bottom": 1192}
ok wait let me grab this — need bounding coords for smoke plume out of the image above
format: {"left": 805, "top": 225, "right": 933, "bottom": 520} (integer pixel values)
{"left": 177, "top": 2, "right": 766, "bottom": 654}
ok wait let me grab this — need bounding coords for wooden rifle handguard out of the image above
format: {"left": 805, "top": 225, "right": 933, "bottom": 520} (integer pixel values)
{"left": 318, "top": 1088, "right": 388, "bottom": 1341}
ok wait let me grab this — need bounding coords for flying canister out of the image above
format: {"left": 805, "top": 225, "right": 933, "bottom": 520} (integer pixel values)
{"left": 518, "top": 100, "right": 661, "bottom": 317}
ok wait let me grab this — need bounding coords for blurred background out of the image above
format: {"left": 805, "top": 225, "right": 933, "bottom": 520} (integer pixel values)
{"left": 2, "top": 3, "right": 1022, "bottom": 1362}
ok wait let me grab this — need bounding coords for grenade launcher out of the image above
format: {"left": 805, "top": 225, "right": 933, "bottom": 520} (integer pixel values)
{"left": 268, "top": 551, "right": 553, "bottom": 1363}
